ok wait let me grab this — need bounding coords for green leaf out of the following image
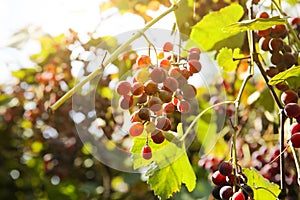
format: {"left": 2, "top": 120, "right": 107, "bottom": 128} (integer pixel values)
{"left": 269, "top": 66, "right": 300, "bottom": 90}
{"left": 190, "top": 4, "right": 244, "bottom": 51}
{"left": 243, "top": 168, "right": 281, "bottom": 200}
{"left": 224, "top": 16, "right": 286, "bottom": 34}
{"left": 174, "top": 0, "right": 194, "bottom": 36}
{"left": 217, "top": 48, "right": 243, "bottom": 72}
{"left": 147, "top": 145, "right": 196, "bottom": 200}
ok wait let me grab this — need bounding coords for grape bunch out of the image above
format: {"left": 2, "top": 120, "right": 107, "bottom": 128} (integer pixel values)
{"left": 115, "top": 42, "right": 202, "bottom": 160}
{"left": 211, "top": 161, "right": 254, "bottom": 200}
{"left": 256, "top": 11, "right": 298, "bottom": 78}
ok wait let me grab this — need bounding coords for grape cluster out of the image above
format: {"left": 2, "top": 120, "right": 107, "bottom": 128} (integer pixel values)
{"left": 256, "top": 12, "right": 298, "bottom": 77}
{"left": 211, "top": 161, "right": 254, "bottom": 200}
{"left": 116, "top": 42, "right": 202, "bottom": 159}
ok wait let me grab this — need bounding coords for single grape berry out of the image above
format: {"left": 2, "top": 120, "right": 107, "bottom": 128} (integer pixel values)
{"left": 163, "top": 102, "right": 175, "bottom": 114}
{"left": 163, "top": 77, "right": 179, "bottom": 92}
{"left": 137, "top": 55, "right": 151, "bottom": 68}
{"left": 259, "top": 37, "right": 270, "bottom": 51}
{"left": 212, "top": 170, "right": 226, "bottom": 185}
{"left": 271, "top": 24, "right": 287, "bottom": 38}
{"left": 187, "top": 60, "right": 202, "bottom": 73}
{"left": 150, "top": 67, "right": 167, "bottom": 83}
{"left": 137, "top": 92, "right": 148, "bottom": 104}
{"left": 138, "top": 108, "right": 151, "bottom": 121}
{"left": 281, "top": 90, "right": 298, "bottom": 105}
{"left": 159, "top": 59, "right": 171, "bottom": 71}
{"left": 218, "top": 161, "right": 233, "bottom": 176}
{"left": 188, "top": 52, "right": 200, "bottom": 60}
{"left": 130, "top": 110, "right": 142, "bottom": 122}
{"left": 155, "top": 116, "right": 171, "bottom": 131}
{"left": 219, "top": 186, "right": 233, "bottom": 200}
{"left": 148, "top": 96, "right": 163, "bottom": 112}
{"left": 189, "top": 47, "right": 201, "bottom": 54}
{"left": 135, "top": 68, "right": 150, "bottom": 83}
{"left": 131, "top": 82, "right": 144, "bottom": 96}
{"left": 212, "top": 186, "right": 222, "bottom": 200}
{"left": 225, "top": 174, "right": 235, "bottom": 185}
{"left": 116, "top": 81, "right": 131, "bottom": 95}
{"left": 269, "top": 38, "right": 284, "bottom": 51}
{"left": 232, "top": 190, "right": 245, "bottom": 200}
{"left": 284, "top": 103, "right": 300, "bottom": 118}
{"left": 119, "top": 95, "right": 134, "bottom": 109}
{"left": 163, "top": 42, "right": 173, "bottom": 52}
{"left": 180, "top": 68, "right": 192, "bottom": 80}
{"left": 282, "top": 52, "right": 297, "bottom": 68}
{"left": 181, "top": 84, "right": 197, "bottom": 99}
{"left": 129, "top": 122, "right": 144, "bottom": 136}
{"left": 177, "top": 100, "right": 191, "bottom": 113}
{"left": 144, "top": 80, "right": 159, "bottom": 95}
{"left": 265, "top": 66, "right": 279, "bottom": 78}
{"left": 142, "top": 145, "right": 152, "bottom": 160}
{"left": 291, "top": 133, "right": 300, "bottom": 148}
{"left": 256, "top": 11, "right": 269, "bottom": 18}
{"left": 290, "top": 123, "right": 300, "bottom": 135}
{"left": 240, "top": 184, "right": 254, "bottom": 199}
{"left": 159, "top": 89, "right": 173, "bottom": 103}
{"left": 151, "top": 129, "right": 165, "bottom": 144}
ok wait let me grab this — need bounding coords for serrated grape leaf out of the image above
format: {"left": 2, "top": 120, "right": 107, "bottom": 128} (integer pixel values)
{"left": 268, "top": 66, "right": 300, "bottom": 90}
{"left": 243, "top": 168, "right": 281, "bottom": 200}
{"left": 146, "top": 145, "right": 196, "bottom": 200}
{"left": 223, "top": 16, "right": 286, "bottom": 34}
{"left": 190, "top": 4, "right": 244, "bottom": 51}
{"left": 217, "top": 48, "right": 243, "bottom": 71}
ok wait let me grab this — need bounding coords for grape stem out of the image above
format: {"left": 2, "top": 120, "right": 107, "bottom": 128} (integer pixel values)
{"left": 49, "top": 1, "right": 180, "bottom": 112}
{"left": 179, "top": 100, "right": 235, "bottom": 142}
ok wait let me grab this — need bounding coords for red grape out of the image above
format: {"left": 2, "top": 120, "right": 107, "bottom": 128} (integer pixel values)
{"left": 163, "top": 77, "right": 179, "bottom": 92}
{"left": 137, "top": 55, "right": 151, "bottom": 68}
{"left": 155, "top": 116, "right": 171, "bottom": 131}
{"left": 284, "top": 103, "right": 300, "bottom": 118}
{"left": 119, "top": 95, "right": 134, "bottom": 109}
{"left": 131, "top": 82, "right": 144, "bottom": 96}
{"left": 163, "top": 102, "right": 175, "bottom": 114}
{"left": 269, "top": 38, "right": 284, "bottom": 51}
{"left": 116, "top": 81, "right": 131, "bottom": 95}
{"left": 148, "top": 96, "right": 162, "bottom": 112}
{"left": 187, "top": 60, "right": 202, "bottom": 73}
{"left": 256, "top": 11, "right": 269, "bottom": 18}
{"left": 163, "top": 42, "right": 173, "bottom": 52}
{"left": 218, "top": 161, "right": 233, "bottom": 176}
{"left": 150, "top": 67, "right": 167, "bottom": 83}
{"left": 281, "top": 90, "right": 298, "bottom": 105}
{"left": 232, "top": 190, "right": 245, "bottom": 200}
{"left": 159, "top": 89, "right": 172, "bottom": 103}
{"left": 159, "top": 59, "right": 171, "bottom": 71}
{"left": 189, "top": 47, "right": 201, "bottom": 54}
{"left": 290, "top": 123, "right": 300, "bottom": 135}
{"left": 151, "top": 129, "right": 165, "bottom": 144}
{"left": 220, "top": 186, "right": 233, "bottom": 200}
{"left": 144, "top": 80, "right": 159, "bottom": 95}
{"left": 138, "top": 108, "right": 151, "bottom": 121}
{"left": 181, "top": 84, "right": 197, "bottom": 99}
{"left": 291, "top": 133, "right": 300, "bottom": 148}
{"left": 212, "top": 170, "right": 226, "bottom": 185}
{"left": 142, "top": 145, "right": 152, "bottom": 160}
{"left": 129, "top": 122, "right": 144, "bottom": 136}
{"left": 177, "top": 100, "right": 191, "bottom": 113}
{"left": 188, "top": 52, "right": 200, "bottom": 60}
{"left": 130, "top": 110, "right": 142, "bottom": 122}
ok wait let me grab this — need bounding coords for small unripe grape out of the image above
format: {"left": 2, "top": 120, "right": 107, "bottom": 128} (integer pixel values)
{"left": 281, "top": 90, "right": 298, "bottom": 105}
{"left": 129, "top": 122, "right": 144, "bottom": 136}
{"left": 116, "top": 81, "right": 131, "bottom": 95}
{"left": 284, "top": 103, "right": 300, "bottom": 118}
{"left": 148, "top": 96, "right": 162, "bottom": 112}
{"left": 135, "top": 68, "right": 150, "bottom": 83}
{"left": 144, "top": 80, "right": 159, "bottom": 95}
{"left": 218, "top": 161, "right": 233, "bottom": 176}
{"left": 187, "top": 60, "right": 202, "bottom": 73}
{"left": 137, "top": 55, "right": 151, "bottom": 68}
{"left": 138, "top": 108, "right": 151, "bottom": 121}
{"left": 150, "top": 67, "right": 167, "bottom": 83}
{"left": 151, "top": 129, "right": 165, "bottom": 144}
{"left": 163, "top": 42, "right": 173, "bottom": 52}
{"left": 142, "top": 145, "right": 152, "bottom": 160}
{"left": 291, "top": 133, "right": 300, "bottom": 148}
{"left": 290, "top": 123, "right": 300, "bottom": 135}
{"left": 212, "top": 170, "right": 226, "bottom": 185}
{"left": 119, "top": 95, "right": 133, "bottom": 109}
{"left": 220, "top": 186, "right": 233, "bottom": 200}
{"left": 131, "top": 82, "right": 144, "bottom": 96}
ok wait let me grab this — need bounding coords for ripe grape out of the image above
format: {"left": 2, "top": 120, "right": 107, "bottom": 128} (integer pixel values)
{"left": 257, "top": 28, "right": 272, "bottom": 37}
{"left": 130, "top": 110, "right": 142, "bottom": 122}
{"left": 240, "top": 184, "right": 254, "bottom": 199}
{"left": 281, "top": 90, "right": 298, "bottom": 105}
{"left": 212, "top": 170, "right": 226, "bottom": 185}
{"left": 131, "top": 82, "right": 144, "bottom": 96}
{"left": 116, "top": 81, "right": 131, "bottom": 95}
{"left": 290, "top": 123, "right": 300, "bottom": 135}
{"left": 225, "top": 174, "right": 235, "bottom": 185}
{"left": 232, "top": 190, "right": 245, "bottom": 200}
{"left": 142, "top": 145, "right": 152, "bottom": 160}
{"left": 189, "top": 47, "right": 201, "bottom": 54}
{"left": 159, "top": 59, "right": 171, "bottom": 71}
{"left": 168, "top": 67, "right": 181, "bottom": 78}
{"left": 137, "top": 55, "right": 151, "bottom": 68}
{"left": 163, "top": 102, "right": 175, "bottom": 114}
{"left": 129, "top": 122, "right": 144, "bottom": 136}
{"left": 269, "top": 38, "right": 284, "bottom": 51}
{"left": 256, "top": 11, "right": 269, "bottom": 18}
{"left": 220, "top": 186, "right": 233, "bottom": 200}
{"left": 137, "top": 92, "right": 148, "bottom": 104}
{"left": 282, "top": 52, "right": 297, "bottom": 68}
{"left": 148, "top": 96, "right": 162, "bottom": 112}
{"left": 180, "top": 68, "right": 192, "bottom": 80}
{"left": 119, "top": 95, "right": 134, "bottom": 109}
{"left": 181, "top": 84, "right": 197, "bottom": 99}
{"left": 155, "top": 116, "right": 171, "bottom": 131}
{"left": 265, "top": 66, "right": 279, "bottom": 77}
{"left": 138, "top": 108, "right": 151, "bottom": 121}
{"left": 188, "top": 52, "right": 200, "bottom": 60}
{"left": 259, "top": 37, "right": 270, "bottom": 51}
{"left": 212, "top": 186, "right": 222, "bottom": 200}
{"left": 291, "top": 133, "right": 300, "bottom": 148}
{"left": 284, "top": 103, "right": 300, "bottom": 118}
{"left": 218, "top": 161, "right": 233, "bottom": 176}
{"left": 151, "top": 129, "right": 165, "bottom": 144}
{"left": 271, "top": 24, "right": 287, "bottom": 38}
{"left": 177, "top": 100, "right": 191, "bottom": 113}
{"left": 163, "top": 77, "right": 179, "bottom": 92}
{"left": 144, "top": 80, "right": 159, "bottom": 95}
{"left": 163, "top": 42, "right": 173, "bottom": 52}
{"left": 159, "top": 90, "right": 172, "bottom": 103}
{"left": 150, "top": 67, "right": 167, "bottom": 83}
{"left": 188, "top": 60, "right": 202, "bottom": 73}
{"left": 270, "top": 52, "right": 283, "bottom": 65}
